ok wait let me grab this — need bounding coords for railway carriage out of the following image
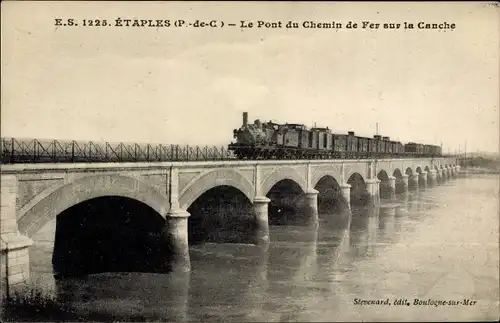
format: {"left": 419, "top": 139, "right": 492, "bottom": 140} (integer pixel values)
{"left": 346, "top": 132, "right": 358, "bottom": 158}
{"left": 427, "top": 144, "right": 441, "bottom": 157}
{"left": 405, "top": 142, "right": 425, "bottom": 156}
{"left": 404, "top": 142, "right": 417, "bottom": 156}
{"left": 357, "top": 136, "right": 370, "bottom": 158}
{"left": 392, "top": 141, "right": 405, "bottom": 156}
{"left": 368, "top": 137, "right": 377, "bottom": 156}
{"left": 386, "top": 138, "right": 394, "bottom": 155}
{"left": 417, "top": 144, "right": 425, "bottom": 156}
{"left": 435, "top": 145, "right": 442, "bottom": 156}
{"left": 373, "top": 135, "right": 386, "bottom": 156}
{"left": 280, "top": 126, "right": 299, "bottom": 147}
{"left": 309, "top": 128, "right": 320, "bottom": 150}
{"left": 425, "top": 145, "right": 432, "bottom": 156}
{"left": 332, "top": 134, "right": 347, "bottom": 158}
{"left": 310, "top": 127, "right": 333, "bottom": 157}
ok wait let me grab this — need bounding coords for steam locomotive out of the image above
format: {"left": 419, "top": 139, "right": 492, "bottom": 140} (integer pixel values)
{"left": 228, "top": 112, "right": 442, "bottom": 159}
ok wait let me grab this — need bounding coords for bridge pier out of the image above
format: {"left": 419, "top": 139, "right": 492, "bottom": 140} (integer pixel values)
{"left": 1, "top": 175, "right": 33, "bottom": 298}
{"left": 365, "top": 179, "right": 380, "bottom": 206}
{"left": 305, "top": 188, "right": 319, "bottom": 225}
{"left": 410, "top": 173, "right": 419, "bottom": 189}
{"left": 376, "top": 179, "right": 381, "bottom": 205}
{"left": 440, "top": 168, "right": 446, "bottom": 181}
{"left": 253, "top": 196, "right": 271, "bottom": 245}
{"left": 340, "top": 183, "right": 351, "bottom": 210}
{"left": 455, "top": 165, "right": 461, "bottom": 175}
{"left": 381, "top": 204, "right": 397, "bottom": 217}
{"left": 434, "top": 168, "right": 441, "bottom": 182}
{"left": 401, "top": 174, "right": 409, "bottom": 192}
{"left": 396, "top": 190, "right": 410, "bottom": 215}
{"left": 165, "top": 209, "right": 191, "bottom": 273}
{"left": 387, "top": 176, "right": 396, "bottom": 200}
{"left": 166, "top": 167, "right": 191, "bottom": 273}
{"left": 419, "top": 171, "right": 428, "bottom": 188}
{"left": 427, "top": 169, "right": 437, "bottom": 187}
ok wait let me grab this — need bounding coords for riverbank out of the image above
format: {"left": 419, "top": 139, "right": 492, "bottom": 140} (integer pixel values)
{"left": 462, "top": 167, "right": 500, "bottom": 175}
{"left": 1, "top": 284, "right": 156, "bottom": 322}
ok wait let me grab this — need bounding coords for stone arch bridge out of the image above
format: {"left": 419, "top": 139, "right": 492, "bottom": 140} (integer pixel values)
{"left": 0, "top": 157, "right": 459, "bottom": 292}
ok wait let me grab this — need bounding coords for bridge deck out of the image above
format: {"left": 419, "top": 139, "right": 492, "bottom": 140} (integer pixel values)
{"left": 0, "top": 157, "right": 454, "bottom": 173}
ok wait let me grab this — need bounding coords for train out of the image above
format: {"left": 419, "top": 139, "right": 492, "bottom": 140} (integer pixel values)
{"left": 228, "top": 112, "right": 442, "bottom": 159}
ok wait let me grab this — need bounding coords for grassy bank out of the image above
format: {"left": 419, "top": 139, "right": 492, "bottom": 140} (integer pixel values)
{"left": 1, "top": 284, "right": 157, "bottom": 322}
{"left": 1, "top": 286, "right": 78, "bottom": 321}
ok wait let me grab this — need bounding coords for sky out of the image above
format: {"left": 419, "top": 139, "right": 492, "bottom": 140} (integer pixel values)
{"left": 1, "top": 1, "right": 499, "bottom": 154}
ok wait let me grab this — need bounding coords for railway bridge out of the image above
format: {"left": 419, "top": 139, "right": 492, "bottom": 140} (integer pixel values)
{"left": 0, "top": 157, "right": 459, "bottom": 294}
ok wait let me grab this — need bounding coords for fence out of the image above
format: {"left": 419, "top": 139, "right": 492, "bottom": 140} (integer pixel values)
{"left": 0, "top": 137, "right": 458, "bottom": 164}
{"left": 0, "top": 138, "right": 236, "bottom": 164}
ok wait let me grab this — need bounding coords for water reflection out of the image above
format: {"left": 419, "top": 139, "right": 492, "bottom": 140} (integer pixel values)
{"left": 21, "top": 175, "right": 499, "bottom": 322}
{"left": 188, "top": 244, "right": 269, "bottom": 321}
{"left": 267, "top": 226, "right": 318, "bottom": 283}
{"left": 349, "top": 207, "right": 379, "bottom": 259}
{"left": 395, "top": 191, "right": 410, "bottom": 216}
{"left": 379, "top": 205, "right": 397, "bottom": 240}
{"left": 55, "top": 272, "right": 190, "bottom": 321}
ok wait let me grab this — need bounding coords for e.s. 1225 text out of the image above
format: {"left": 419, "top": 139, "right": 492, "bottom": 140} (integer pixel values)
{"left": 55, "top": 19, "right": 111, "bottom": 27}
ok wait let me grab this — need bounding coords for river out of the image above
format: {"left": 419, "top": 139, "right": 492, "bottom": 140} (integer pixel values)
{"left": 27, "top": 173, "right": 499, "bottom": 322}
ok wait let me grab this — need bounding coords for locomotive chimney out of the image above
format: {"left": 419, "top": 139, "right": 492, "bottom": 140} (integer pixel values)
{"left": 243, "top": 112, "right": 248, "bottom": 126}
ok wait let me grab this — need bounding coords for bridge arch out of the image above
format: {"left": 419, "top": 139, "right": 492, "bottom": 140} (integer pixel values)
{"left": 405, "top": 167, "right": 413, "bottom": 176}
{"left": 314, "top": 175, "right": 347, "bottom": 213}
{"left": 392, "top": 168, "right": 406, "bottom": 194}
{"left": 186, "top": 185, "right": 254, "bottom": 244}
{"left": 377, "top": 169, "right": 392, "bottom": 199}
{"left": 377, "top": 169, "right": 389, "bottom": 180}
{"left": 18, "top": 174, "right": 169, "bottom": 238}
{"left": 50, "top": 196, "right": 169, "bottom": 278}
{"left": 259, "top": 166, "right": 307, "bottom": 196}
{"left": 266, "top": 178, "right": 307, "bottom": 225}
{"left": 393, "top": 168, "right": 403, "bottom": 179}
{"left": 424, "top": 166, "right": 430, "bottom": 173}
{"left": 434, "top": 165, "right": 441, "bottom": 178}
{"left": 179, "top": 169, "right": 254, "bottom": 210}
{"left": 347, "top": 172, "right": 368, "bottom": 206}
{"left": 345, "top": 167, "right": 367, "bottom": 186}
{"left": 415, "top": 166, "right": 422, "bottom": 174}
{"left": 311, "top": 166, "right": 342, "bottom": 189}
